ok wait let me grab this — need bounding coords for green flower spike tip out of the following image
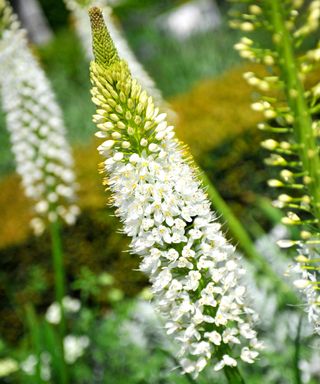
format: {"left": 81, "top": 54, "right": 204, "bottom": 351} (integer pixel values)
{"left": 89, "top": 6, "right": 119, "bottom": 68}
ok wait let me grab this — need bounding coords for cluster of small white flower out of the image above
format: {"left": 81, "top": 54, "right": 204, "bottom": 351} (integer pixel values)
{"left": 294, "top": 0, "right": 320, "bottom": 38}
{"left": 64, "top": 0, "right": 163, "bottom": 105}
{"left": 63, "top": 335, "right": 90, "bottom": 364}
{"left": 21, "top": 353, "right": 51, "bottom": 381}
{"left": 0, "top": 358, "right": 18, "bottom": 379}
{"left": 21, "top": 335, "right": 89, "bottom": 380}
{"left": 45, "top": 296, "right": 81, "bottom": 324}
{"left": 89, "top": 10, "right": 261, "bottom": 372}
{"left": 0, "top": 1, "right": 79, "bottom": 235}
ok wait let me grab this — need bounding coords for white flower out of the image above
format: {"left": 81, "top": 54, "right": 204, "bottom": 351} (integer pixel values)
{"left": 240, "top": 323, "right": 257, "bottom": 339}
{"left": 45, "top": 296, "right": 81, "bottom": 324}
{"left": 204, "top": 330, "right": 222, "bottom": 345}
{"left": 45, "top": 303, "right": 61, "bottom": 324}
{"left": 184, "top": 271, "right": 201, "bottom": 291}
{"left": 62, "top": 296, "right": 81, "bottom": 313}
{"left": 20, "top": 355, "right": 37, "bottom": 375}
{"left": 0, "top": 2, "right": 79, "bottom": 234}
{"left": 63, "top": 335, "right": 90, "bottom": 364}
{"left": 222, "top": 328, "right": 241, "bottom": 344}
{"left": 214, "top": 354, "right": 238, "bottom": 371}
{"left": 0, "top": 358, "right": 18, "bottom": 378}
{"left": 240, "top": 347, "right": 259, "bottom": 364}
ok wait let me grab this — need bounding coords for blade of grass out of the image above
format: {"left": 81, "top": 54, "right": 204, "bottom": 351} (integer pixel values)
{"left": 25, "top": 304, "right": 42, "bottom": 384}
{"left": 294, "top": 316, "right": 303, "bottom": 384}
{"left": 49, "top": 218, "right": 69, "bottom": 384}
{"left": 43, "top": 320, "right": 68, "bottom": 384}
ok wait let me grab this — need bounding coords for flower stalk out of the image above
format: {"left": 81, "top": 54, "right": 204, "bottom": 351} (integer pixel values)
{"left": 224, "top": 365, "right": 245, "bottom": 384}
{"left": 268, "top": 0, "right": 320, "bottom": 223}
{"left": 0, "top": 1, "right": 77, "bottom": 379}
{"left": 50, "top": 220, "right": 67, "bottom": 334}
{"left": 50, "top": 218, "right": 69, "bottom": 383}
{"left": 88, "top": 7, "right": 260, "bottom": 381}
{"left": 0, "top": 0, "right": 80, "bottom": 236}
{"left": 231, "top": 0, "right": 320, "bottom": 332}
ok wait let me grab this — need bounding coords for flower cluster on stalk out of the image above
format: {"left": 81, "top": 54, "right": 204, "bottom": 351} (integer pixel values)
{"left": 89, "top": 7, "right": 261, "bottom": 377}
{"left": 231, "top": 0, "right": 320, "bottom": 333}
{"left": 0, "top": 0, "right": 79, "bottom": 234}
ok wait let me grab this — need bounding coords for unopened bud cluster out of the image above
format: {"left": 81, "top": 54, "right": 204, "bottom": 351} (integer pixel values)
{"left": 64, "top": 0, "right": 163, "bottom": 106}
{"left": 0, "top": 0, "right": 79, "bottom": 234}
{"left": 89, "top": 7, "right": 261, "bottom": 377}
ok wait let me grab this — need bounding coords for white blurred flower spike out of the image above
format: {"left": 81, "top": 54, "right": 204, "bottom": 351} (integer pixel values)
{"left": 63, "top": 335, "right": 90, "bottom": 364}
{"left": 0, "top": 0, "right": 80, "bottom": 235}
{"left": 0, "top": 358, "right": 18, "bottom": 378}
{"left": 45, "top": 302, "right": 61, "bottom": 325}
{"left": 62, "top": 296, "right": 81, "bottom": 312}
{"left": 21, "top": 353, "right": 51, "bottom": 381}
{"left": 45, "top": 296, "right": 81, "bottom": 324}
{"left": 157, "top": 0, "right": 221, "bottom": 40}
{"left": 89, "top": 7, "right": 261, "bottom": 378}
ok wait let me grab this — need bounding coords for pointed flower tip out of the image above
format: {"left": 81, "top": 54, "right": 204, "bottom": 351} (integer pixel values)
{"left": 88, "top": 6, "right": 119, "bottom": 67}
{"left": 88, "top": 7, "right": 104, "bottom": 31}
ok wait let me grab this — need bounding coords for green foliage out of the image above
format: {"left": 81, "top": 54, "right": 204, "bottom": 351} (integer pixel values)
{"left": 113, "top": 0, "right": 181, "bottom": 15}
{"left": 0, "top": 109, "right": 13, "bottom": 175}
{"left": 202, "top": 128, "right": 276, "bottom": 233}
{"left": 38, "top": 0, "right": 68, "bottom": 31}
{"left": 172, "top": 64, "right": 265, "bottom": 159}
{"left": 0, "top": 207, "right": 147, "bottom": 345}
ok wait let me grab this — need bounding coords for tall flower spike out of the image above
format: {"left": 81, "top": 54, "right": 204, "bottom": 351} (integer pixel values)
{"left": 64, "top": 0, "right": 164, "bottom": 107}
{"left": 89, "top": 7, "right": 261, "bottom": 379}
{"left": 231, "top": 0, "right": 320, "bottom": 333}
{"left": 0, "top": 0, "right": 80, "bottom": 235}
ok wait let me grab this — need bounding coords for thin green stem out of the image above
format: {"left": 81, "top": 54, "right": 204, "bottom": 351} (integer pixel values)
{"left": 49, "top": 219, "right": 69, "bottom": 384}
{"left": 200, "top": 172, "right": 299, "bottom": 306}
{"left": 268, "top": 0, "right": 320, "bottom": 225}
{"left": 50, "top": 219, "right": 67, "bottom": 334}
{"left": 25, "top": 305, "right": 42, "bottom": 384}
{"left": 293, "top": 316, "right": 303, "bottom": 384}
{"left": 224, "top": 365, "right": 246, "bottom": 384}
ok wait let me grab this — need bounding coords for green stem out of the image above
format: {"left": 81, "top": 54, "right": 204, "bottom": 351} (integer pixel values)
{"left": 49, "top": 219, "right": 68, "bottom": 384}
{"left": 223, "top": 365, "right": 246, "bottom": 384}
{"left": 268, "top": 0, "right": 320, "bottom": 225}
{"left": 25, "top": 305, "right": 42, "bottom": 384}
{"left": 200, "top": 172, "right": 299, "bottom": 306}
{"left": 293, "top": 316, "right": 303, "bottom": 384}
